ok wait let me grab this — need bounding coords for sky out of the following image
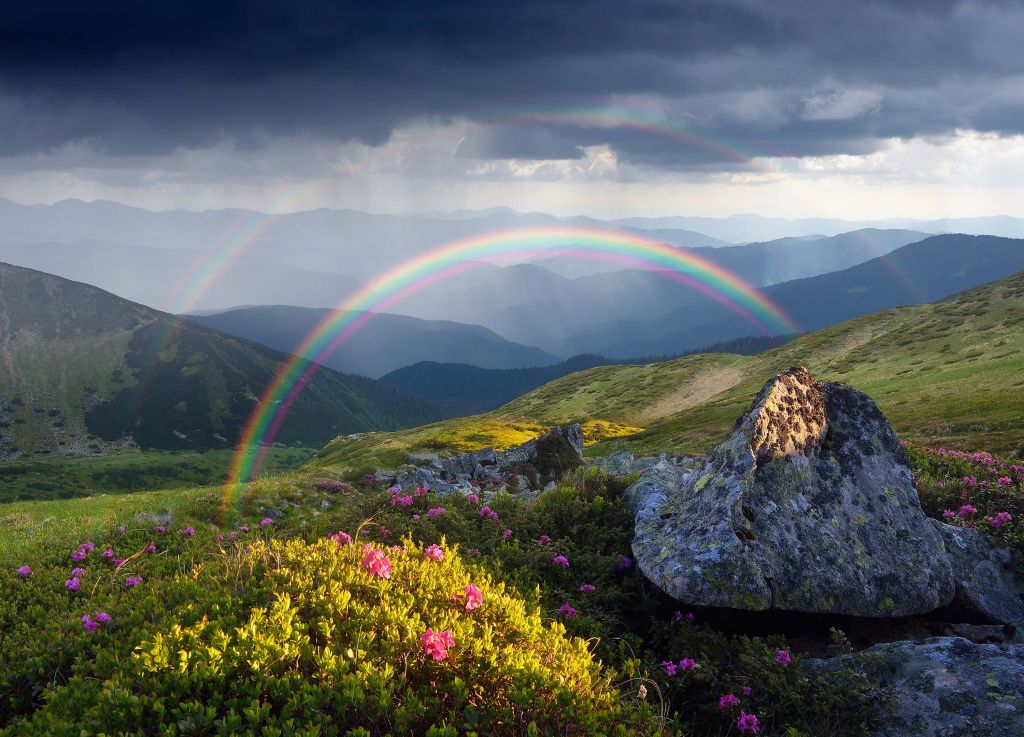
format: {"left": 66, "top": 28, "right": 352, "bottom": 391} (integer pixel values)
{"left": 1, "top": 0, "right": 1023, "bottom": 219}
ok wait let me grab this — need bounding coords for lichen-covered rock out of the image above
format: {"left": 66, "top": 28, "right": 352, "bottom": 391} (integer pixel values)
{"left": 807, "top": 637, "right": 1024, "bottom": 737}
{"left": 932, "top": 520, "right": 1024, "bottom": 629}
{"left": 630, "top": 367, "right": 954, "bottom": 616}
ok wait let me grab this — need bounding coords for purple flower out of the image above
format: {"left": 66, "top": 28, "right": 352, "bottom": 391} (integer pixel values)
{"left": 101, "top": 548, "right": 114, "bottom": 560}
{"left": 71, "top": 549, "right": 87, "bottom": 562}
{"left": 579, "top": 583, "right": 596, "bottom": 592}
{"left": 144, "top": 542, "right": 157, "bottom": 554}
{"left": 552, "top": 555, "right": 569, "bottom": 568}
{"left": 616, "top": 554, "right": 633, "bottom": 570}
{"left": 502, "top": 528, "right": 513, "bottom": 540}
{"left": 557, "top": 603, "right": 577, "bottom": 618}
{"left": 16, "top": 565, "right": 31, "bottom": 578}
{"left": 81, "top": 614, "right": 98, "bottom": 633}
{"left": 719, "top": 694, "right": 740, "bottom": 712}
{"left": 776, "top": 648, "right": 791, "bottom": 666}
{"left": 678, "top": 658, "right": 698, "bottom": 672}
{"left": 155, "top": 525, "right": 167, "bottom": 534}
{"left": 178, "top": 526, "right": 195, "bottom": 537}
{"left": 737, "top": 712, "right": 761, "bottom": 734}
{"left": 426, "top": 507, "right": 446, "bottom": 519}
{"left": 125, "top": 576, "right": 143, "bottom": 588}
{"left": 71, "top": 567, "right": 86, "bottom": 577}
{"left": 80, "top": 542, "right": 95, "bottom": 553}
{"left": 65, "top": 577, "right": 80, "bottom": 592}
{"left": 661, "top": 660, "right": 677, "bottom": 676}
{"left": 467, "top": 493, "right": 479, "bottom": 504}
{"left": 260, "top": 517, "right": 274, "bottom": 527}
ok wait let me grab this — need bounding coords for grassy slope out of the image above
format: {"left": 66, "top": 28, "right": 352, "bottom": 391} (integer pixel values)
{"left": 313, "top": 270, "right": 1024, "bottom": 471}
{"left": 0, "top": 447, "right": 315, "bottom": 503}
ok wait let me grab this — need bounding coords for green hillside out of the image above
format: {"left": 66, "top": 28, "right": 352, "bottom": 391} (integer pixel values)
{"left": 0, "top": 263, "right": 446, "bottom": 460}
{"left": 314, "top": 269, "right": 1024, "bottom": 471}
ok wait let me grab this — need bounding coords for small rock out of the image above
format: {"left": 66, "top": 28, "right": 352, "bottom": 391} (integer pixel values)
{"left": 932, "top": 519, "right": 1024, "bottom": 629}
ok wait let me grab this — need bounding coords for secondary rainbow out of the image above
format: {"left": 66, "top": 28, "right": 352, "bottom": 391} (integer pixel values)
{"left": 223, "top": 226, "right": 799, "bottom": 513}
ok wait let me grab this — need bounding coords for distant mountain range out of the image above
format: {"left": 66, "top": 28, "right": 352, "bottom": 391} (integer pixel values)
{"left": 0, "top": 263, "right": 448, "bottom": 458}
{"left": 189, "top": 305, "right": 557, "bottom": 378}
{"left": 557, "top": 234, "right": 1024, "bottom": 357}
{"left": 0, "top": 239, "right": 363, "bottom": 311}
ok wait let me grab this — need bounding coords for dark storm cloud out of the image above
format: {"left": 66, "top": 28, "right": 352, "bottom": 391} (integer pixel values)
{"left": 1, "top": 0, "right": 1022, "bottom": 166}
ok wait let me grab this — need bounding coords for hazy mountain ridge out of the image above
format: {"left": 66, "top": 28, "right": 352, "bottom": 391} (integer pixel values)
{"left": 189, "top": 305, "right": 558, "bottom": 378}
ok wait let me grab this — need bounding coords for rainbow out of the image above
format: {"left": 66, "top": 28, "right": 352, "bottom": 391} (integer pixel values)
{"left": 223, "top": 226, "right": 799, "bottom": 515}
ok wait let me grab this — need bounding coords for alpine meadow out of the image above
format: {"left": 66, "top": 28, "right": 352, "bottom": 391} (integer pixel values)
{"left": 2, "top": 3, "right": 1024, "bottom": 737}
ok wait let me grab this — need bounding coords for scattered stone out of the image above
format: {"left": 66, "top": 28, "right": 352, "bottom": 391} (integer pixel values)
{"left": 807, "top": 637, "right": 1024, "bottom": 737}
{"left": 630, "top": 367, "right": 954, "bottom": 616}
{"left": 383, "top": 424, "right": 585, "bottom": 495}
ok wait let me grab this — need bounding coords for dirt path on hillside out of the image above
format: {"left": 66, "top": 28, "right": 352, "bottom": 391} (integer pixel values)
{"left": 636, "top": 365, "right": 746, "bottom": 424}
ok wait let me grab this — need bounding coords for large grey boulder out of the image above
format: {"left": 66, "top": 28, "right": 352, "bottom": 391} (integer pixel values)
{"left": 932, "top": 520, "right": 1024, "bottom": 629}
{"left": 808, "top": 637, "right": 1024, "bottom": 737}
{"left": 630, "top": 367, "right": 954, "bottom": 616}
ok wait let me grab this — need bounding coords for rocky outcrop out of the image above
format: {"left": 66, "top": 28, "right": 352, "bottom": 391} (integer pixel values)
{"left": 807, "top": 637, "right": 1024, "bottom": 737}
{"left": 378, "top": 423, "right": 585, "bottom": 495}
{"left": 932, "top": 520, "right": 1024, "bottom": 630}
{"left": 630, "top": 367, "right": 954, "bottom": 616}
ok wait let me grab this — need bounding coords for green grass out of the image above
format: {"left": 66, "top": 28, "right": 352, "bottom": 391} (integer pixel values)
{"left": 312, "top": 270, "right": 1024, "bottom": 472}
{"left": 0, "top": 447, "right": 316, "bottom": 503}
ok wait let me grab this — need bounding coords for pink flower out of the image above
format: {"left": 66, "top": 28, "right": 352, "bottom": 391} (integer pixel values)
{"left": 16, "top": 565, "right": 31, "bottom": 578}
{"left": 239, "top": 525, "right": 250, "bottom": 534}
{"left": 741, "top": 686, "right": 752, "bottom": 696}
{"left": 479, "top": 506, "right": 499, "bottom": 521}
{"left": 412, "top": 514, "right": 421, "bottom": 521}
{"left": 330, "top": 530, "right": 353, "bottom": 546}
{"left": 988, "top": 511, "right": 1014, "bottom": 529}
{"left": 387, "top": 485, "right": 401, "bottom": 495}
{"left": 552, "top": 555, "right": 569, "bottom": 568}
{"left": 736, "top": 712, "right": 761, "bottom": 734}
{"left": 81, "top": 614, "right": 98, "bottom": 633}
{"left": 719, "top": 693, "right": 740, "bottom": 712}
{"left": 101, "top": 548, "right": 114, "bottom": 560}
{"left": 125, "top": 576, "right": 143, "bottom": 588}
{"left": 958, "top": 504, "right": 978, "bottom": 518}
{"left": 65, "top": 577, "right": 80, "bottom": 592}
{"left": 360, "top": 549, "right": 392, "bottom": 579}
{"left": 502, "top": 528, "right": 513, "bottom": 540}
{"left": 579, "top": 583, "right": 596, "bottom": 592}
{"left": 424, "top": 544, "right": 444, "bottom": 562}
{"left": 118, "top": 526, "right": 127, "bottom": 535}
{"left": 467, "top": 494, "right": 479, "bottom": 504}
{"left": 997, "top": 476, "right": 1012, "bottom": 486}
{"left": 378, "top": 527, "right": 390, "bottom": 539}
{"left": 678, "top": 658, "right": 698, "bottom": 672}
{"left": 71, "top": 549, "right": 87, "bottom": 562}
{"left": 537, "top": 535, "right": 551, "bottom": 546}
{"left": 661, "top": 660, "right": 677, "bottom": 676}
{"left": 144, "top": 542, "right": 157, "bottom": 554}
{"left": 460, "top": 584, "right": 484, "bottom": 611}
{"left": 942, "top": 509, "right": 956, "bottom": 520}
{"left": 426, "top": 507, "right": 446, "bottom": 519}
{"left": 81, "top": 542, "right": 95, "bottom": 553}
{"left": 776, "top": 648, "right": 791, "bottom": 666}
{"left": 414, "top": 485, "right": 429, "bottom": 497}
{"left": 260, "top": 517, "right": 274, "bottom": 527}
{"left": 155, "top": 525, "right": 167, "bottom": 534}
{"left": 421, "top": 628, "right": 455, "bottom": 661}
{"left": 179, "top": 526, "right": 195, "bottom": 537}
{"left": 557, "top": 603, "right": 577, "bottom": 618}
{"left": 71, "top": 567, "right": 86, "bottom": 577}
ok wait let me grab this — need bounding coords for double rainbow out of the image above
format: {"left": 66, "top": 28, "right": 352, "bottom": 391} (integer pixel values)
{"left": 223, "top": 226, "right": 799, "bottom": 513}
